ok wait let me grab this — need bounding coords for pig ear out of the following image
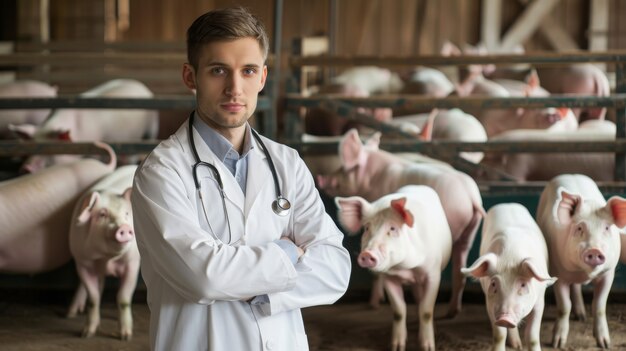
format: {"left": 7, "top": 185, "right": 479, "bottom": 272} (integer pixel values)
{"left": 77, "top": 191, "right": 101, "bottom": 224}
{"left": 607, "top": 196, "right": 626, "bottom": 228}
{"left": 335, "top": 196, "right": 370, "bottom": 235}
{"left": 390, "top": 197, "right": 414, "bottom": 228}
{"left": 440, "top": 41, "right": 461, "bottom": 56}
{"left": 339, "top": 129, "right": 366, "bottom": 170}
{"left": 524, "top": 69, "right": 540, "bottom": 91}
{"left": 520, "top": 258, "right": 557, "bottom": 286}
{"left": 461, "top": 253, "right": 498, "bottom": 278}
{"left": 122, "top": 187, "right": 133, "bottom": 202}
{"left": 419, "top": 109, "right": 438, "bottom": 141}
{"left": 556, "top": 188, "right": 583, "bottom": 226}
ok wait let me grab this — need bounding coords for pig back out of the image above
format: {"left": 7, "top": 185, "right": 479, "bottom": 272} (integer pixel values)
{"left": 481, "top": 203, "right": 548, "bottom": 262}
{"left": 0, "top": 157, "right": 116, "bottom": 273}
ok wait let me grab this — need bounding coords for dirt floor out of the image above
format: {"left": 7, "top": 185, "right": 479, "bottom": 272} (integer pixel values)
{"left": 2, "top": 298, "right": 626, "bottom": 351}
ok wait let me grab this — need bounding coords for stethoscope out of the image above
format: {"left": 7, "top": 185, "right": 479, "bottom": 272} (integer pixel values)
{"left": 189, "top": 113, "right": 291, "bottom": 244}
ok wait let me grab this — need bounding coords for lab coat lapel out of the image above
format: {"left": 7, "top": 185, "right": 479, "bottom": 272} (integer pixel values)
{"left": 244, "top": 143, "right": 271, "bottom": 218}
{"left": 189, "top": 126, "right": 245, "bottom": 213}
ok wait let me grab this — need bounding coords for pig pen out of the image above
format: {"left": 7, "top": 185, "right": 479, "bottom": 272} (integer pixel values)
{"left": 3, "top": 192, "right": 626, "bottom": 350}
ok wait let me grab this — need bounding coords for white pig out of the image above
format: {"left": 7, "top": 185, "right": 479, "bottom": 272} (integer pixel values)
{"left": 11, "top": 79, "right": 158, "bottom": 172}
{"left": 317, "top": 128, "right": 485, "bottom": 317}
{"left": 462, "top": 203, "right": 556, "bottom": 351}
{"left": 336, "top": 185, "right": 452, "bottom": 351}
{"left": 0, "top": 80, "right": 58, "bottom": 138}
{"left": 67, "top": 165, "right": 140, "bottom": 340}
{"left": 536, "top": 174, "right": 626, "bottom": 349}
{"left": 0, "top": 142, "right": 116, "bottom": 273}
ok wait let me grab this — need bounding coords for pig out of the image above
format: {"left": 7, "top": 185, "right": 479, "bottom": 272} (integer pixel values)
{"left": 536, "top": 174, "right": 626, "bottom": 348}
{"left": 0, "top": 142, "right": 116, "bottom": 273}
{"left": 479, "top": 120, "right": 616, "bottom": 181}
{"left": 535, "top": 64, "right": 611, "bottom": 122}
{"left": 66, "top": 165, "right": 140, "bottom": 340}
{"left": 317, "top": 128, "right": 485, "bottom": 317}
{"left": 0, "top": 80, "right": 58, "bottom": 138}
{"left": 391, "top": 108, "right": 488, "bottom": 163}
{"left": 462, "top": 203, "right": 556, "bottom": 351}
{"left": 400, "top": 66, "right": 455, "bottom": 97}
{"left": 332, "top": 66, "right": 404, "bottom": 94}
{"left": 304, "top": 82, "right": 392, "bottom": 137}
{"left": 10, "top": 78, "right": 159, "bottom": 172}
{"left": 336, "top": 185, "right": 452, "bottom": 351}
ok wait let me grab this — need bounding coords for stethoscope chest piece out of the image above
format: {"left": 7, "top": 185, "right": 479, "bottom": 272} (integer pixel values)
{"left": 272, "top": 196, "right": 291, "bottom": 216}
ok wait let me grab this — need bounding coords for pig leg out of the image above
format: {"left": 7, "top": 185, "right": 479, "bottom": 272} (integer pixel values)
{"left": 76, "top": 267, "right": 103, "bottom": 338}
{"left": 551, "top": 281, "right": 571, "bottom": 348}
{"left": 506, "top": 327, "right": 521, "bottom": 349}
{"left": 369, "top": 274, "right": 385, "bottom": 309}
{"left": 447, "top": 212, "right": 481, "bottom": 318}
{"left": 67, "top": 283, "right": 87, "bottom": 318}
{"left": 523, "top": 298, "right": 546, "bottom": 351}
{"left": 489, "top": 322, "right": 507, "bottom": 351}
{"left": 117, "top": 263, "right": 139, "bottom": 340}
{"left": 592, "top": 272, "right": 614, "bottom": 349}
{"left": 383, "top": 277, "right": 407, "bottom": 351}
{"left": 410, "top": 272, "right": 440, "bottom": 351}
{"left": 571, "top": 283, "right": 586, "bottom": 321}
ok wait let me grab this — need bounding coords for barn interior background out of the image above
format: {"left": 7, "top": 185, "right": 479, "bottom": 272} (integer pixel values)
{"left": 1, "top": 0, "right": 626, "bottom": 322}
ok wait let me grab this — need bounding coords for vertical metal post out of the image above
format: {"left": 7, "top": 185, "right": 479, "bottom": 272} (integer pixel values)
{"left": 328, "top": 0, "right": 337, "bottom": 78}
{"left": 267, "top": 0, "right": 283, "bottom": 140}
{"left": 615, "top": 62, "right": 626, "bottom": 181}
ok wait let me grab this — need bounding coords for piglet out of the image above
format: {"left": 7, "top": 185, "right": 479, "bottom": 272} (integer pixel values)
{"left": 462, "top": 203, "right": 556, "bottom": 351}
{"left": 536, "top": 174, "right": 626, "bottom": 349}
{"left": 67, "top": 165, "right": 140, "bottom": 341}
{"left": 336, "top": 185, "right": 452, "bottom": 351}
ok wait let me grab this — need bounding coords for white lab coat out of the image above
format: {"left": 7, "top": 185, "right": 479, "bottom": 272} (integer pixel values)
{"left": 132, "top": 119, "right": 351, "bottom": 351}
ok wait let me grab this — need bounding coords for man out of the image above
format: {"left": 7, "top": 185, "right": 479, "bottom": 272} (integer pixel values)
{"left": 131, "top": 7, "right": 351, "bottom": 351}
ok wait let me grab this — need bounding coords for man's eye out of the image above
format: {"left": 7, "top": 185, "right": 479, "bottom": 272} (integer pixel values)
{"left": 243, "top": 68, "right": 256, "bottom": 75}
{"left": 211, "top": 67, "right": 226, "bottom": 75}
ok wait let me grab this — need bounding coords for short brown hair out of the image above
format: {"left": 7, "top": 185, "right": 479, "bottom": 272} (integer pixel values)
{"left": 186, "top": 7, "right": 269, "bottom": 69}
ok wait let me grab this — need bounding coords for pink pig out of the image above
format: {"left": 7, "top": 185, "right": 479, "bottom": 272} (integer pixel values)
{"left": 336, "top": 185, "right": 452, "bottom": 351}
{"left": 67, "top": 165, "right": 140, "bottom": 340}
{"left": 0, "top": 80, "right": 58, "bottom": 138}
{"left": 0, "top": 142, "right": 116, "bottom": 273}
{"left": 317, "top": 129, "right": 485, "bottom": 318}
{"left": 536, "top": 174, "right": 626, "bottom": 349}
{"left": 462, "top": 203, "right": 556, "bottom": 351}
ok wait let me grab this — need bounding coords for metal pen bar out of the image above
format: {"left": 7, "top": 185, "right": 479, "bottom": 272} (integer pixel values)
{"left": 289, "top": 51, "right": 626, "bottom": 67}
{"left": 285, "top": 94, "right": 626, "bottom": 110}
{"left": 0, "top": 141, "right": 159, "bottom": 156}
{"left": 0, "top": 96, "right": 272, "bottom": 111}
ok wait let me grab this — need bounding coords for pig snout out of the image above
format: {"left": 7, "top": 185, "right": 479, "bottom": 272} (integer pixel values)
{"left": 115, "top": 224, "right": 135, "bottom": 243}
{"left": 582, "top": 248, "right": 605, "bottom": 267}
{"left": 495, "top": 313, "right": 517, "bottom": 328}
{"left": 358, "top": 250, "right": 380, "bottom": 268}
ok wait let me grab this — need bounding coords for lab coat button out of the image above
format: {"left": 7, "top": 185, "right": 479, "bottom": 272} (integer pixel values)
{"left": 265, "top": 339, "right": 275, "bottom": 350}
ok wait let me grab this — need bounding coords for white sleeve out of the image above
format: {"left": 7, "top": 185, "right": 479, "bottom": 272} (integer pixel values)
{"left": 132, "top": 162, "right": 298, "bottom": 304}
{"left": 261, "top": 154, "right": 351, "bottom": 315}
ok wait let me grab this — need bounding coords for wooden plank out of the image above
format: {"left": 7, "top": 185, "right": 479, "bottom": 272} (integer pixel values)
{"left": 500, "top": 0, "right": 560, "bottom": 51}
{"left": 517, "top": 0, "right": 578, "bottom": 51}
{"left": 590, "top": 0, "right": 609, "bottom": 51}
{"left": 481, "top": 0, "right": 502, "bottom": 51}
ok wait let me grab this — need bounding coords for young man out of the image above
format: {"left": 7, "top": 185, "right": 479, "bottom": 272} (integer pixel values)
{"left": 131, "top": 7, "right": 351, "bottom": 351}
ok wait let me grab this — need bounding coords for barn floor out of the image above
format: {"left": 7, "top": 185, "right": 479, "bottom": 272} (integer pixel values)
{"left": 2, "top": 298, "right": 626, "bottom": 351}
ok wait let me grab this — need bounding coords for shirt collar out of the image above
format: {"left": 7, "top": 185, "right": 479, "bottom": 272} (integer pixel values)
{"left": 192, "top": 111, "right": 254, "bottom": 161}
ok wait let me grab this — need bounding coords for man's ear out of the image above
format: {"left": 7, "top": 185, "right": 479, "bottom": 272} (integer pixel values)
{"left": 182, "top": 63, "right": 197, "bottom": 91}
{"left": 259, "top": 65, "right": 268, "bottom": 92}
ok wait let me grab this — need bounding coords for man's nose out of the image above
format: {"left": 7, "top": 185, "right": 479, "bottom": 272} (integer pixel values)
{"left": 225, "top": 74, "right": 243, "bottom": 97}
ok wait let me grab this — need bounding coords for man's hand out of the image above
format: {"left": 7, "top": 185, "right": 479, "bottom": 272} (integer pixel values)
{"left": 280, "top": 236, "right": 305, "bottom": 259}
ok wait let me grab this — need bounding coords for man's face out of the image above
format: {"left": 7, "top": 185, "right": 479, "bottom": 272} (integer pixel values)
{"left": 183, "top": 37, "right": 267, "bottom": 134}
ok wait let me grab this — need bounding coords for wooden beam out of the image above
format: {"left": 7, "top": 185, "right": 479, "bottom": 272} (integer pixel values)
{"left": 517, "top": 0, "right": 578, "bottom": 51}
{"left": 590, "top": 0, "right": 609, "bottom": 51}
{"left": 481, "top": 0, "right": 501, "bottom": 51}
{"left": 500, "top": 0, "right": 560, "bottom": 51}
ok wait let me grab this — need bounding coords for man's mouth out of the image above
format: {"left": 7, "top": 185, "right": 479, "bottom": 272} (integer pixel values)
{"left": 221, "top": 103, "right": 245, "bottom": 113}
